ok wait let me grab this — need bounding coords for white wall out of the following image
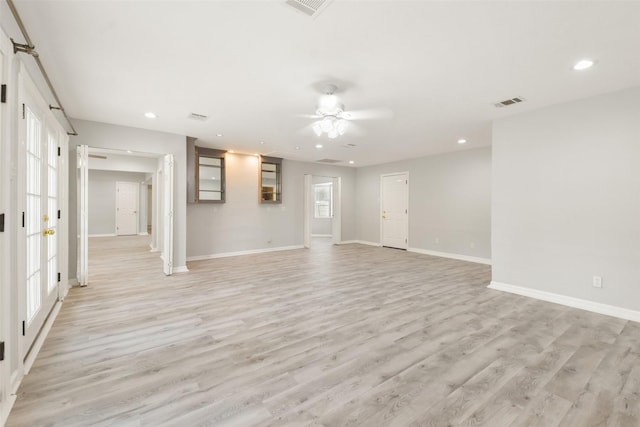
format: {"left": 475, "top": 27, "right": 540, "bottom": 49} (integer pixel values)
{"left": 356, "top": 147, "right": 491, "bottom": 260}
{"left": 492, "top": 87, "right": 640, "bottom": 312}
{"left": 187, "top": 154, "right": 356, "bottom": 258}
{"left": 88, "top": 170, "right": 147, "bottom": 235}
{"left": 69, "top": 119, "right": 187, "bottom": 277}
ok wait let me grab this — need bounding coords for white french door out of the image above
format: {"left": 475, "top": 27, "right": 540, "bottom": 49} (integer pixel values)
{"left": 20, "top": 70, "right": 61, "bottom": 356}
{"left": 162, "top": 154, "right": 174, "bottom": 275}
{"left": 381, "top": 172, "right": 409, "bottom": 249}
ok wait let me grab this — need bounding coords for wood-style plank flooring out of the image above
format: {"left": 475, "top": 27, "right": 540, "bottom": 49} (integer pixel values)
{"left": 7, "top": 236, "right": 640, "bottom": 426}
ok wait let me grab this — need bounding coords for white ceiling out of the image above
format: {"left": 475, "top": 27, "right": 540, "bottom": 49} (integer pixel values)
{"left": 6, "top": 0, "right": 640, "bottom": 166}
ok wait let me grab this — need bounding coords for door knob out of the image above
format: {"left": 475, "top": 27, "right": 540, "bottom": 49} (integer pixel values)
{"left": 42, "top": 229, "right": 55, "bottom": 236}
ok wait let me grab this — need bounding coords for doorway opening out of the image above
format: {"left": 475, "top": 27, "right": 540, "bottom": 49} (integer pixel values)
{"left": 77, "top": 146, "right": 174, "bottom": 286}
{"left": 304, "top": 175, "right": 342, "bottom": 248}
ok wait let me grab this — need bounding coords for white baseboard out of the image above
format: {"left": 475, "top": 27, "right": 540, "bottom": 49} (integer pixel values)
{"left": 351, "top": 240, "right": 382, "bottom": 247}
{"left": 488, "top": 281, "right": 640, "bottom": 323}
{"left": 88, "top": 233, "right": 116, "bottom": 238}
{"left": 408, "top": 247, "right": 492, "bottom": 265}
{"left": 312, "top": 234, "right": 332, "bottom": 238}
{"left": 187, "top": 245, "right": 304, "bottom": 262}
{"left": 0, "top": 393, "right": 16, "bottom": 427}
{"left": 173, "top": 266, "right": 189, "bottom": 273}
{"left": 138, "top": 232, "right": 149, "bottom": 236}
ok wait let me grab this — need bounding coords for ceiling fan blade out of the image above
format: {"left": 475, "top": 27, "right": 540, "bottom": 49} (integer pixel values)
{"left": 295, "top": 113, "right": 322, "bottom": 119}
{"left": 340, "top": 108, "right": 394, "bottom": 120}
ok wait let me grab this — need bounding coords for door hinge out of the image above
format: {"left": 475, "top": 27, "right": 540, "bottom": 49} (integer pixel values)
{"left": 0, "top": 212, "right": 4, "bottom": 232}
{"left": 57, "top": 146, "right": 61, "bottom": 156}
{"left": 58, "top": 209, "right": 61, "bottom": 219}
{"left": 405, "top": 238, "right": 408, "bottom": 243}
{"left": 0, "top": 341, "right": 4, "bottom": 361}
{"left": 22, "top": 103, "right": 25, "bottom": 119}
{"left": 22, "top": 211, "right": 25, "bottom": 228}
{"left": 1, "top": 84, "right": 6, "bottom": 103}
{"left": 58, "top": 272, "right": 61, "bottom": 282}
{"left": 405, "top": 180, "right": 408, "bottom": 184}
{"left": 22, "top": 321, "right": 25, "bottom": 336}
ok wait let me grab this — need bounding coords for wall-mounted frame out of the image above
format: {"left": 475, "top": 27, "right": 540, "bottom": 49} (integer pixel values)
{"left": 187, "top": 138, "right": 226, "bottom": 203}
{"left": 259, "top": 156, "right": 282, "bottom": 204}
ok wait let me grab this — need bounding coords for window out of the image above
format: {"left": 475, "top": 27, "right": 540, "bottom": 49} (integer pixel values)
{"left": 260, "top": 156, "right": 282, "bottom": 203}
{"left": 314, "top": 182, "right": 333, "bottom": 218}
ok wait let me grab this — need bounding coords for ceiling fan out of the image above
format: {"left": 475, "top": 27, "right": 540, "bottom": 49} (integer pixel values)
{"left": 303, "top": 84, "right": 392, "bottom": 139}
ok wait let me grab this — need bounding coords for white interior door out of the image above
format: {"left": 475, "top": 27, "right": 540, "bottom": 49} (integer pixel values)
{"left": 20, "top": 77, "right": 60, "bottom": 356}
{"left": 115, "top": 181, "right": 138, "bottom": 236}
{"left": 0, "top": 34, "right": 7, "bottom": 421}
{"left": 162, "top": 154, "right": 174, "bottom": 275}
{"left": 381, "top": 173, "right": 409, "bottom": 249}
{"left": 77, "top": 145, "right": 88, "bottom": 286}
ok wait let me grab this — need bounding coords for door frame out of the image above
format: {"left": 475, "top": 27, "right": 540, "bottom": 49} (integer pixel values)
{"left": 304, "top": 174, "right": 342, "bottom": 248}
{"left": 380, "top": 171, "right": 409, "bottom": 248}
{"left": 77, "top": 146, "right": 174, "bottom": 282}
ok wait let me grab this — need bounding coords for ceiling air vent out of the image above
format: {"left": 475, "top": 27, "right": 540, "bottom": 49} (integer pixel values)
{"left": 188, "top": 112, "right": 209, "bottom": 121}
{"left": 316, "top": 158, "right": 341, "bottom": 164}
{"left": 284, "top": 0, "right": 332, "bottom": 18}
{"left": 494, "top": 97, "right": 525, "bottom": 108}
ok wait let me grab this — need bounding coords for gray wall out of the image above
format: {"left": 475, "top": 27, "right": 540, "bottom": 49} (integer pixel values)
{"left": 492, "top": 87, "right": 640, "bottom": 311}
{"left": 356, "top": 147, "right": 492, "bottom": 259}
{"left": 187, "top": 154, "right": 356, "bottom": 258}
{"left": 311, "top": 175, "right": 333, "bottom": 236}
{"left": 88, "top": 170, "right": 147, "bottom": 235}
{"left": 69, "top": 119, "right": 187, "bottom": 277}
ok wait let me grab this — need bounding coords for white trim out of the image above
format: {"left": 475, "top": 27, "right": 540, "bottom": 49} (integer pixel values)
{"left": 0, "top": 394, "right": 16, "bottom": 427}
{"left": 23, "top": 300, "right": 62, "bottom": 374}
{"left": 187, "top": 245, "right": 304, "bottom": 262}
{"left": 88, "top": 233, "right": 117, "bottom": 238}
{"left": 408, "top": 247, "right": 492, "bottom": 265}
{"left": 173, "top": 266, "right": 189, "bottom": 273}
{"left": 488, "top": 281, "right": 640, "bottom": 323}
{"left": 67, "top": 278, "right": 79, "bottom": 288}
{"left": 312, "top": 234, "right": 332, "bottom": 238}
{"left": 138, "top": 232, "right": 149, "bottom": 236}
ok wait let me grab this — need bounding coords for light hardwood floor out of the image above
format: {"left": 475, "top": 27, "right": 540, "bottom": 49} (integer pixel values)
{"left": 6, "top": 236, "right": 640, "bottom": 426}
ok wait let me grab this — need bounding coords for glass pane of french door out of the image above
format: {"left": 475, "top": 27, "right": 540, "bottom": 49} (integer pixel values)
{"left": 25, "top": 107, "right": 42, "bottom": 323}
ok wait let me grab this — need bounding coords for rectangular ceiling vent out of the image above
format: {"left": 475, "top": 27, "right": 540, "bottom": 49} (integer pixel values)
{"left": 284, "top": 0, "right": 332, "bottom": 18}
{"left": 188, "top": 112, "right": 209, "bottom": 121}
{"left": 341, "top": 143, "right": 357, "bottom": 148}
{"left": 494, "top": 97, "right": 525, "bottom": 108}
{"left": 316, "top": 158, "right": 341, "bottom": 164}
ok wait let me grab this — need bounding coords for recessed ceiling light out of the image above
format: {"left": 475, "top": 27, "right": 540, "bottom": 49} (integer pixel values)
{"left": 457, "top": 139, "right": 467, "bottom": 144}
{"left": 228, "top": 150, "right": 234, "bottom": 153}
{"left": 216, "top": 133, "right": 223, "bottom": 137}
{"left": 126, "top": 150, "right": 132, "bottom": 153}
{"left": 349, "top": 160, "right": 355, "bottom": 164}
{"left": 295, "top": 146, "right": 300, "bottom": 150}
{"left": 573, "top": 59, "right": 595, "bottom": 71}
{"left": 144, "top": 112, "right": 157, "bottom": 119}
{"left": 260, "top": 141, "right": 265, "bottom": 145}
{"left": 315, "top": 144, "right": 323, "bottom": 149}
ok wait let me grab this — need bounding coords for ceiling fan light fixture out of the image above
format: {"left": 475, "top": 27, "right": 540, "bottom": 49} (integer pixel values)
{"left": 312, "top": 122, "right": 322, "bottom": 136}
{"left": 336, "top": 119, "right": 348, "bottom": 135}
{"left": 316, "top": 94, "right": 343, "bottom": 116}
{"left": 328, "top": 129, "right": 338, "bottom": 139}
{"left": 320, "top": 117, "right": 334, "bottom": 132}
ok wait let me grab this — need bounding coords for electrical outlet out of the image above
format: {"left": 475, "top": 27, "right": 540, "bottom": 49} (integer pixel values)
{"left": 593, "top": 276, "right": 602, "bottom": 288}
